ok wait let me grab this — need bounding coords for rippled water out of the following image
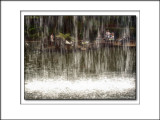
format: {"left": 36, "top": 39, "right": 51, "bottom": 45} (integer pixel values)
{"left": 24, "top": 47, "right": 136, "bottom": 100}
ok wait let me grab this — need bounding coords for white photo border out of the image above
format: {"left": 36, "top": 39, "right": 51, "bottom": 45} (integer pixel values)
{"left": 1, "top": 1, "right": 159, "bottom": 119}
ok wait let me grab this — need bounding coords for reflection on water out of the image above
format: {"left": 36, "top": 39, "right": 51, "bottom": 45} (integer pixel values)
{"left": 24, "top": 47, "right": 136, "bottom": 100}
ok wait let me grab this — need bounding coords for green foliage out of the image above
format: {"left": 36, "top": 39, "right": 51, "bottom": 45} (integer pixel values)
{"left": 64, "top": 33, "right": 71, "bottom": 39}
{"left": 56, "top": 33, "right": 72, "bottom": 41}
{"left": 56, "top": 33, "right": 65, "bottom": 40}
{"left": 24, "top": 16, "right": 136, "bottom": 41}
{"left": 24, "top": 24, "right": 43, "bottom": 40}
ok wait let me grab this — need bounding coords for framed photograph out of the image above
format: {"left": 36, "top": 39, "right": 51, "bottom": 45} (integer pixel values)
{"left": 1, "top": 1, "right": 159, "bottom": 119}
{"left": 21, "top": 10, "right": 139, "bottom": 105}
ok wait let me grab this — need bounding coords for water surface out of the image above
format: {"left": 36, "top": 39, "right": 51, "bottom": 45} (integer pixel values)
{"left": 24, "top": 47, "right": 136, "bottom": 100}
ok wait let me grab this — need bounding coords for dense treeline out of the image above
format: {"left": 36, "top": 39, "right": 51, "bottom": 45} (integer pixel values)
{"left": 24, "top": 16, "right": 136, "bottom": 42}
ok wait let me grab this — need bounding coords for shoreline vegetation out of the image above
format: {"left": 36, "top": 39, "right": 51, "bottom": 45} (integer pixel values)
{"left": 25, "top": 37, "right": 136, "bottom": 52}
{"left": 24, "top": 16, "right": 136, "bottom": 52}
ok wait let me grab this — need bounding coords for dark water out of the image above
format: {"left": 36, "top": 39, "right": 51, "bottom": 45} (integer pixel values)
{"left": 24, "top": 47, "right": 136, "bottom": 100}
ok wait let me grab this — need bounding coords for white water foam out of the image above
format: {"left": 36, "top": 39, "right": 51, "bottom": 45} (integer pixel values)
{"left": 25, "top": 76, "right": 135, "bottom": 99}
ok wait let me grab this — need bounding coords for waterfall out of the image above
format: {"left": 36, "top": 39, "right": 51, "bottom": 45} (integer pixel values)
{"left": 73, "top": 16, "right": 78, "bottom": 47}
{"left": 83, "top": 16, "right": 86, "bottom": 41}
{"left": 24, "top": 15, "right": 136, "bottom": 100}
